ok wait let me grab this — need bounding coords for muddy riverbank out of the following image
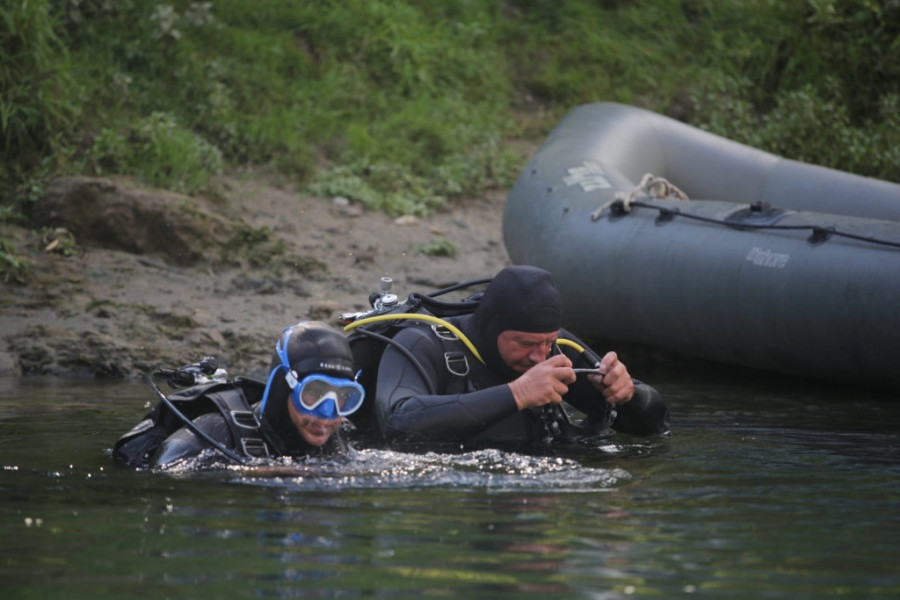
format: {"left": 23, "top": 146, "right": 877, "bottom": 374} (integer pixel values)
{"left": 0, "top": 174, "right": 510, "bottom": 378}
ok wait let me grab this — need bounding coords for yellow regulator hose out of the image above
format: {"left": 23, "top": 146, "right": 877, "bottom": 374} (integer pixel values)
{"left": 344, "top": 313, "right": 485, "bottom": 364}
{"left": 555, "top": 338, "right": 585, "bottom": 354}
{"left": 345, "top": 313, "right": 594, "bottom": 368}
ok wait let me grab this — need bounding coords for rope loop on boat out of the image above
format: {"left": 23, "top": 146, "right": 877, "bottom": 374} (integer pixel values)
{"left": 591, "top": 173, "right": 689, "bottom": 221}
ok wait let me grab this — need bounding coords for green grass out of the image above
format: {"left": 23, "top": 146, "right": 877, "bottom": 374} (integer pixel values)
{"left": 2, "top": 0, "right": 899, "bottom": 220}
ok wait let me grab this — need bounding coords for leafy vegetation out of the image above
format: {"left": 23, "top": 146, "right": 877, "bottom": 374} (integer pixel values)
{"left": 2, "top": 0, "right": 899, "bottom": 221}
{"left": 0, "top": 238, "right": 29, "bottom": 284}
{"left": 411, "top": 237, "right": 458, "bottom": 258}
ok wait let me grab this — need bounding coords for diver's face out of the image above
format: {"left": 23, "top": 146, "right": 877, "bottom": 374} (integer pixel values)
{"left": 287, "top": 397, "right": 342, "bottom": 446}
{"left": 497, "top": 330, "right": 559, "bottom": 373}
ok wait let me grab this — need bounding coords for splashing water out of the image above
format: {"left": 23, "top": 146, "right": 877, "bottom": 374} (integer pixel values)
{"left": 159, "top": 447, "right": 632, "bottom": 492}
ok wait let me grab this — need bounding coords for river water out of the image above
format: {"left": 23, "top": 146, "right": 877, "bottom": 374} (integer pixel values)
{"left": 1, "top": 371, "right": 898, "bottom": 599}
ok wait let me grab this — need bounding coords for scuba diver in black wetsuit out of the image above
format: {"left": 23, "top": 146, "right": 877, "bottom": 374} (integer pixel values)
{"left": 373, "top": 265, "right": 669, "bottom": 449}
{"left": 114, "top": 321, "right": 365, "bottom": 468}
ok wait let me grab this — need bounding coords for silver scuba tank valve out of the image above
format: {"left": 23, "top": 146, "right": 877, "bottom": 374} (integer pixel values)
{"left": 375, "top": 276, "right": 399, "bottom": 309}
{"left": 194, "top": 367, "right": 228, "bottom": 385}
{"left": 339, "top": 276, "right": 402, "bottom": 323}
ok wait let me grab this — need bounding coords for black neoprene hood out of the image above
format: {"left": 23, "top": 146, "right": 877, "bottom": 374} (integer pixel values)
{"left": 464, "top": 265, "right": 563, "bottom": 378}
{"left": 475, "top": 265, "right": 563, "bottom": 334}
{"left": 260, "top": 321, "right": 356, "bottom": 451}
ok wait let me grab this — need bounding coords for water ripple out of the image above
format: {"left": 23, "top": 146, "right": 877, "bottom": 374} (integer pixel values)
{"left": 217, "top": 448, "right": 631, "bottom": 492}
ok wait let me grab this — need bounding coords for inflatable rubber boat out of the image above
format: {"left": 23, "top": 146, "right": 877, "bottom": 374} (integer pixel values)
{"left": 503, "top": 102, "right": 900, "bottom": 387}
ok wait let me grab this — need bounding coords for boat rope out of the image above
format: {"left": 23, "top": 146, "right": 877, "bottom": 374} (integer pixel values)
{"left": 591, "top": 173, "right": 688, "bottom": 221}
{"left": 595, "top": 198, "right": 900, "bottom": 250}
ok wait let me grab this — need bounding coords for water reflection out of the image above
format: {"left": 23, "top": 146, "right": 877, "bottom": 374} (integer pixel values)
{"left": 2, "top": 374, "right": 900, "bottom": 599}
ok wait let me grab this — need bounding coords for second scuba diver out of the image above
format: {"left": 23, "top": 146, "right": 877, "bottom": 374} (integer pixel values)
{"left": 373, "top": 265, "right": 670, "bottom": 449}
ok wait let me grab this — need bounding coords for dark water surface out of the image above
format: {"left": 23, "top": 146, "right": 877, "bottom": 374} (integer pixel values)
{"left": 1, "top": 373, "right": 898, "bottom": 599}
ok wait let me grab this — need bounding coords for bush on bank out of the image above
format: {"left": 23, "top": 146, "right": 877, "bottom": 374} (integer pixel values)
{"left": 2, "top": 0, "right": 899, "bottom": 224}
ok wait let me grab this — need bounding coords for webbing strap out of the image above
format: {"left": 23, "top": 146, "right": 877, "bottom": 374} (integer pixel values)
{"left": 207, "top": 389, "right": 272, "bottom": 459}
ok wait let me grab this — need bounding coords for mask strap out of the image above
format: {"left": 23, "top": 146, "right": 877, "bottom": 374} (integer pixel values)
{"left": 259, "top": 325, "right": 296, "bottom": 413}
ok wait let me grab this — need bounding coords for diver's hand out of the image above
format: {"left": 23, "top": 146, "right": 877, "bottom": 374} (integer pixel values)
{"left": 587, "top": 351, "right": 634, "bottom": 405}
{"left": 509, "top": 353, "right": 575, "bottom": 410}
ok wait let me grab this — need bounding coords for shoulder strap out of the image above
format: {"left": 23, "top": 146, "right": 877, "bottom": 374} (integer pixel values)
{"left": 205, "top": 386, "right": 272, "bottom": 459}
{"left": 398, "top": 320, "right": 471, "bottom": 398}
{"left": 428, "top": 322, "right": 470, "bottom": 377}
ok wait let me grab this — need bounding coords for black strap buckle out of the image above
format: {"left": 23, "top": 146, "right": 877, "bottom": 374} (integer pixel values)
{"left": 431, "top": 324, "right": 459, "bottom": 341}
{"left": 241, "top": 438, "right": 270, "bottom": 458}
{"left": 230, "top": 410, "right": 260, "bottom": 429}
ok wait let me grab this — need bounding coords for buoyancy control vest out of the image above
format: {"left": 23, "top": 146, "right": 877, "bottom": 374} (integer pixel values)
{"left": 113, "top": 377, "right": 270, "bottom": 469}
{"left": 342, "top": 277, "right": 611, "bottom": 446}
{"left": 342, "top": 277, "right": 490, "bottom": 441}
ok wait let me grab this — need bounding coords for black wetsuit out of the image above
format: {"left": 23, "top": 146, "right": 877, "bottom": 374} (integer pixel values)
{"left": 375, "top": 317, "right": 670, "bottom": 449}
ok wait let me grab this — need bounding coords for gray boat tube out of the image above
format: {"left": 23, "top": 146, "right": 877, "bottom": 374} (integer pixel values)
{"left": 503, "top": 102, "right": 900, "bottom": 387}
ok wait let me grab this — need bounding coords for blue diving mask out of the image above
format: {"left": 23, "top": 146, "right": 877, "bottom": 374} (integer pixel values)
{"left": 285, "top": 372, "right": 365, "bottom": 419}
{"left": 258, "top": 324, "right": 364, "bottom": 420}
